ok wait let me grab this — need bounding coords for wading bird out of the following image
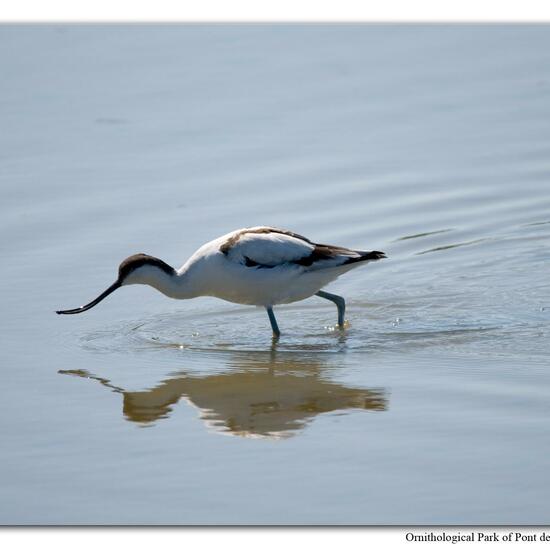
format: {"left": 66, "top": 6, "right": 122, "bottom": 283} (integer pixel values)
{"left": 56, "top": 226, "right": 386, "bottom": 337}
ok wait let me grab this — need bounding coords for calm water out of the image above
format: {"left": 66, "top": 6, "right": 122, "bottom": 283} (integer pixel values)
{"left": 1, "top": 25, "right": 550, "bottom": 525}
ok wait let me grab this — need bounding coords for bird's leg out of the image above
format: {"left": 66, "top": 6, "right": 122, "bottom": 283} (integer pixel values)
{"left": 266, "top": 306, "right": 281, "bottom": 338}
{"left": 316, "top": 290, "right": 346, "bottom": 328}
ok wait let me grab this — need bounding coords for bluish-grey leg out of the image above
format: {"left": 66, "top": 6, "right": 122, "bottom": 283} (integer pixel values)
{"left": 266, "top": 306, "right": 281, "bottom": 338}
{"left": 316, "top": 290, "right": 346, "bottom": 327}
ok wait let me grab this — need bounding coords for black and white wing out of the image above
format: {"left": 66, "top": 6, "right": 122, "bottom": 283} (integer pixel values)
{"left": 220, "top": 227, "right": 385, "bottom": 269}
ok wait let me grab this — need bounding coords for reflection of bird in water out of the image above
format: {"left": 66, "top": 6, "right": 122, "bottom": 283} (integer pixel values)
{"left": 59, "top": 354, "right": 388, "bottom": 439}
{"left": 56, "top": 226, "right": 385, "bottom": 337}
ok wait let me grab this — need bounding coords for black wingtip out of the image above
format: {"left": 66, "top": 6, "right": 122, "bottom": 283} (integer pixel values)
{"left": 363, "top": 250, "right": 387, "bottom": 260}
{"left": 343, "top": 250, "right": 387, "bottom": 265}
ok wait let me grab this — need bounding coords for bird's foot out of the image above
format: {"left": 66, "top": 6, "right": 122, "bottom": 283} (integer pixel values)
{"left": 327, "top": 320, "right": 350, "bottom": 332}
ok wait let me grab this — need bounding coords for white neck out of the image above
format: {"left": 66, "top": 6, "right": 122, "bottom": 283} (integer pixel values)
{"left": 124, "top": 265, "right": 196, "bottom": 299}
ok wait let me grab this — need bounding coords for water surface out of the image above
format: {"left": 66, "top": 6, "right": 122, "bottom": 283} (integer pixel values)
{"left": 1, "top": 25, "right": 549, "bottom": 525}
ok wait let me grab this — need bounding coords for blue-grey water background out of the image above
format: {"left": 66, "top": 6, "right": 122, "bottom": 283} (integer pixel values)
{"left": 1, "top": 25, "right": 549, "bottom": 525}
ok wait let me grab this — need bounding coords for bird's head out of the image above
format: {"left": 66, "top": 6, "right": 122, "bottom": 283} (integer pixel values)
{"left": 56, "top": 254, "right": 176, "bottom": 315}
{"left": 117, "top": 254, "right": 176, "bottom": 286}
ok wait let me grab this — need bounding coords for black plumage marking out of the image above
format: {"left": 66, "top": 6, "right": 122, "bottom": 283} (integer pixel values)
{"left": 293, "top": 244, "right": 347, "bottom": 266}
{"left": 118, "top": 254, "right": 176, "bottom": 281}
{"left": 294, "top": 246, "right": 387, "bottom": 267}
{"left": 342, "top": 250, "right": 387, "bottom": 265}
{"left": 243, "top": 256, "right": 275, "bottom": 269}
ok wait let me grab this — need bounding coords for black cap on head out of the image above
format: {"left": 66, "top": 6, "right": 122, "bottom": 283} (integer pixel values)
{"left": 118, "top": 253, "right": 176, "bottom": 282}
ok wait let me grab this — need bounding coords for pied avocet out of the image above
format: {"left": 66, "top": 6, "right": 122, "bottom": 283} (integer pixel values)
{"left": 57, "top": 226, "right": 386, "bottom": 337}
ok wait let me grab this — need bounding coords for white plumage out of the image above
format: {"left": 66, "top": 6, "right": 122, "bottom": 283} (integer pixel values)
{"left": 57, "top": 226, "right": 386, "bottom": 337}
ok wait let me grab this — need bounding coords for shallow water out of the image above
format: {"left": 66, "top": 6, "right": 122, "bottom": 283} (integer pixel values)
{"left": 1, "top": 25, "right": 550, "bottom": 524}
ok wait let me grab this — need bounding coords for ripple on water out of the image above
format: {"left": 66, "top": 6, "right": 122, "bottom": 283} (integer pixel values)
{"left": 77, "top": 303, "right": 509, "bottom": 358}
